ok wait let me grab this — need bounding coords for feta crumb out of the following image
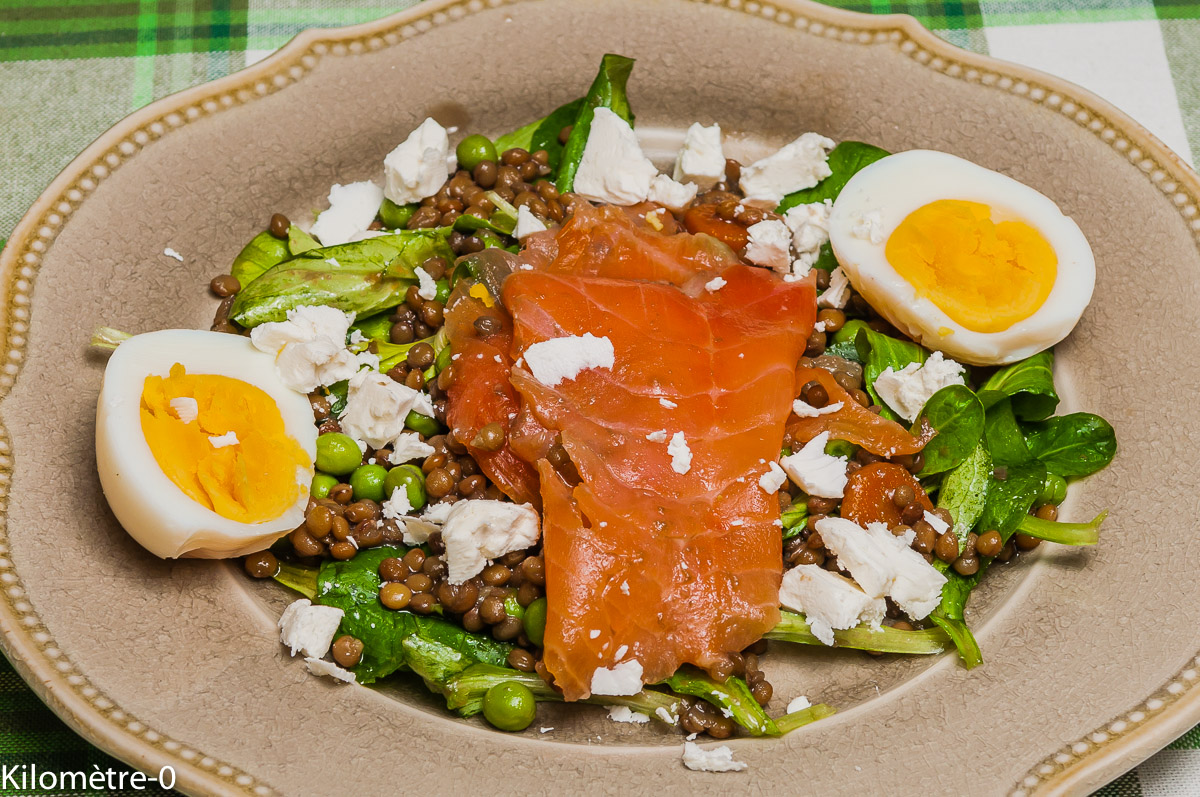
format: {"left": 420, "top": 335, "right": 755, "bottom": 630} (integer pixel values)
{"left": 758, "top": 461, "right": 787, "bottom": 494}
{"left": 655, "top": 706, "right": 679, "bottom": 725}
{"left": 340, "top": 369, "right": 423, "bottom": 450}
{"left": 786, "top": 695, "right": 812, "bottom": 714}
{"left": 208, "top": 431, "right": 239, "bottom": 448}
{"left": 573, "top": 108, "right": 657, "bottom": 205}
{"left": 169, "top": 397, "right": 198, "bottom": 424}
{"left": 620, "top": 581, "right": 630, "bottom": 595}
{"left": 278, "top": 599, "right": 344, "bottom": 658}
{"left": 384, "top": 117, "right": 450, "bottom": 204}
{"left": 381, "top": 487, "right": 413, "bottom": 521}
{"left": 923, "top": 510, "right": 950, "bottom": 536}
{"left": 647, "top": 174, "right": 699, "bottom": 211}
{"left": 682, "top": 741, "right": 748, "bottom": 773}
{"left": 310, "top": 181, "right": 384, "bottom": 246}
{"left": 304, "top": 657, "right": 356, "bottom": 683}
{"left": 355, "top": 350, "right": 380, "bottom": 371}
{"left": 524, "top": 333, "right": 615, "bottom": 387}
{"left": 163, "top": 247, "right": 184, "bottom": 262}
{"left": 389, "top": 432, "right": 436, "bottom": 464}
{"left": 348, "top": 329, "right": 366, "bottom": 346}
{"left": 778, "top": 564, "right": 886, "bottom": 646}
{"left": 779, "top": 431, "right": 848, "bottom": 499}
{"left": 441, "top": 499, "right": 540, "bottom": 583}
{"left": 743, "top": 219, "right": 792, "bottom": 273}
{"left": 813, "top": 320, "right": 827, "bottom": 333}
{"left": 607, "top": 705, "right": 650, "bottom": 724}
{"left": 704, "top": 276, "right": 727, "bottom": 292}
{"left": 589, "top": 629, "right": 601, "bottom": 639}
{"left": 739, "top": 132, "right": 835, "bottom": 207}
{"left": 668, "top": 431, "right": 692, "bottom": 475}
{"left": 730, "top": 519, "right": 744, "bottom": 527}
{"left": 615, "top": 644, "right": 628, "bottom": 660}
{"left": 792, "top": 398, "right": 843, "bottom": 418}
{"left": 817, "top": 266, "right": 851, "bottom": 309}
{"left": 872, "top": 351, "right": 967, "bottom": 422}
{"left": 590, "top": 658, "right": 644, "bottom": 696}
{"left": 645, "top": 429, "right": 668, "bottom": 443}
{"left": 783, "top": 200, "right": 833, "bottom": 270}
{"left": 672, "top": 122, "right": 726, "bottom": 188}
{"left": 686, "top": 733, "right": 699, "bottom": 741}
{"left": 401, "top": 501, "right": 455, "bottom": 545}
{"left": 659, "top": 397, "right": 678, "bottom": 409}
{"left": 540, "top": 727, "right": 554, "bottom": 733}
{"left": 851, "top": 209, "right": 885, "bottom": 244}
{"left": 414, "top": 266, "right": 438, "bottom": 301}
{"left": 250, "top": 305, "right": 359, "bottom": 393}
{"left": 514, "top": 205, "right": 548, "bottom": 239}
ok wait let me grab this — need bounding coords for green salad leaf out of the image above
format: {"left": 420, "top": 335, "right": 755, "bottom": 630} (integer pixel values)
{"left": 661, "top": 667, "right": 780, "bottom": 736}
{"left": 776, "top": 703, "right": 838, "bottom": 734}
{"left": 850, "top": 324, "right": 928, "bottom": 421}
{"left": 230, "top": 230, "right": 290, "bottom": 287}
{"left": 777, "top": 141, "right": 890, "bottom": 212}
{"left": 766, "top": 611, "right": 948, "bottom": 654}
{"left": 977, "top": 460, "right": 1046, "bottom": 541}
{"left": 229, "top": 229, "right": 454, "bottom": 328}
{"left": 525, "top": 97, "right": 587, "bottom": 172}
{"left": 349, "top": 312, "right": 393, "bottom": 344}
{"left": 287, "top": 224, "right": 320, "bottom": 255}
{"left": 915, "top": 384, "right": 985, "bottom": 476}
{"left": 982, "top": 398, "right": 1033, "bottom": 466}
{"left": 557, "top": 54, "right": 636, "bottom": 193}
{"left": 977, "top": 350, "right": 1059, "bottom": 421}
{"left": 1015, "top": 510, "right": 1106, "bottom": 545}
{"left": 935, "top": 442, "right": 991, "bottom": 544}
{"left": 1023, "top": 413, "right": 1117, "bottom": 477}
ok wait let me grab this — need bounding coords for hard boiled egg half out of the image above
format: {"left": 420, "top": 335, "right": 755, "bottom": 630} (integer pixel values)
{"left": 96, "top": 330, "right": 316, "bottom": 558}
{"left": 828, "top": 150, "right": 1095, "bottom": 365}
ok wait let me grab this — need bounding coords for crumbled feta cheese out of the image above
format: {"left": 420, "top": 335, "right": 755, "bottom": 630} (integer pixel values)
{"left": 278, "top": 599, "right": 344, "bottom": 658}
{"left": 646, "top": 429, "right": 668, "bottom": 443}
{"left": 440, "top": 499, "right": 540, "bottom": 583}
{"left": 411, "top": 390, "right": 436, "bottom": 418}
{"left": 647, "top": 174, "right": 699, "bottom": 211}
{"left": 743, "top": 219, "right": 792, "bottom": 273}
{"left": 758, "top": 461, "right": 787, "bottom": 494}
{"left": 573, "top": 108, "right": 657, "bottom": 205}
{"left": 668, "top": 432, "right": 692, "bottom": 475}
{"left": 163, "top": 247, "right": 184, "bottom": 262}
{"left": 783, "top": 199, "right": 832, "bottom": 271}
{"left": 590, "top": 658, "right": 644, "bottom": 696}
{"left": 381, "top": 487, "right": 413, "bottom": 521}
{"left": 620, "top": 581, "right": 630, "bottom": 595}
{"left": 339, "top": 369, "right": 423, "bottom": 450}
{"left": 872, "top": 351, "right": 967, "bottom": 422}
{"left": 524, "top": 333, "right": 615, "bottom": 386}
{"left": 779, "top": 431, "right": 847, "bottom": 499}
{"left": 923, "top": 510, "right": 950, "bottom": 535}
{"left": 250, "top": 305, "right": 359, "bottom": 393}
{"left": 673, "top": 122, "right": 726, "bottom": 188}
{"left": 778, "top": 564, "right": 886, "bottom": 646}
{"left": 655, "top": 706, "right": 679, "bottom": 725}
{"left": 817, "top": 266, "right": 851, "bottom": 309}
{"left": 208, "top": 431, "right": 239, "bottom": 448}
{"left": 607, "top": 705, "right": 651, "bottom": 724}
{"left": 540, "top": 727, "right": 554, "bottom": 734}
{"left": 739, "top": 132, "right": 835, "bottom": 207}
{"left": 169, "top": 397, "right": 198, "bottom": 424}
{"left": 704, "top": 276, "right": 727, "bottom": 292}
{"left": 413, "top": 266, "right": 438, "bottom": 301}
{"left": 615, "top": 644, "right": 628, "bottom": 660}
{"left": 304, "top": 657, "right": 356, "bottom": 683}
{"left": 310, "top": 181, "right": 384, "bottom": 246}
{"left": 390, "top": 432, "right": 436, "bottom": 464}
{"left": 401, "top": 501, "right": 454, "bottom": 545}
{"left": 814, "top": 517, "right": 947, "bottom": 620}
{"left": 514, "top": 205, "right": 548, "bottom": 239}
{"left": 682, "top": 742, "right": 748, "bottom": 773}
{"left": 589, "top": 629, "right": 601, "bottom": 639}
{"left": 786, "top": 695, "right": 812, "bottom": 714}
{"left": 348, "top": 329, "right": 366, "bottom": 346}
{"left": 384, "top": 117, "right": 450, "bottom": 204}
{"left": 792, "top": 398, "right": 843, "bottom": 418}
{"left": 851, "top": 209, "right": 885, "bottom": 244}
{"left": 814, "top": 321, "right": 827, "bottom": 333}
{"left": 355, "top": 350, "right": 380, "bottom": 371}
{"left": 659, "top": 397, "right": 678, "bottom": 409}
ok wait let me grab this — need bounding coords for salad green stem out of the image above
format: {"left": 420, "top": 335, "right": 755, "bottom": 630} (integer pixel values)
{"left": 775, "top": 703, "right": 837, "bottom": 734}
{"left": 1015, "top": 510, "right": 1106, "bottom": 545}
{"left": 273, "top": 562, "right": 318, "bottom": 600}
{"left": 766, "top": 611, "right": 949, "bottom": 655}
{"left": 661, "top": 667, "right": 779, "bottom": 736}
{"left": 90, "top": 327, "right": 131, "bottom": 350}
{"left": 929, "top": 613, "right": 982, "bottom": 670}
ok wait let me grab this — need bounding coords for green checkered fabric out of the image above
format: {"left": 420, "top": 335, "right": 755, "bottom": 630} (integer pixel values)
{"left": 1, "top": 1, "right": 1198, "bottom": 794}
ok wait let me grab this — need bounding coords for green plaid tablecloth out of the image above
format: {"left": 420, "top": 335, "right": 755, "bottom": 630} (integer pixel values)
{"left": 0, "top": 1, "right": 1197, "bottom": 794}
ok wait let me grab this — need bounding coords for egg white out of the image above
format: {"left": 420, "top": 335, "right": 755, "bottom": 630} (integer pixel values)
{"left": 96, "top": 330, "right": 317, "bottom": 558}
{"left": 828, "top": 150, "right": 1096, "bottom": 365}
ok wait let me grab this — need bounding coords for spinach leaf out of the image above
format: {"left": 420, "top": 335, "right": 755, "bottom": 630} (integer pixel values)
{"left": 777, "top": 141, "right": 890, "bottom": 212}
{"left": 823, "top": 338, "right": 862, "bottom": 363}
{"left": 977, "top": 460, "right": 1046, "bottom": 542}
{"left": 325, "top": 379, "right": 348, "bottom": 417}
{"left": 349, "top": 312, "right": 393, "bottom": 344}
{"left": 287, "top": 224, "right": 320, "bottom": 255}
{"left": 915, "top": 385, "right": 985, "bottom": 476}
{"left": 936, "top": 442, "right": 991, "bottom": 542}
{"left": 557, "top": 54, "right": 636, "bottom": 193}
{"left": 813, "top": 241, "right": 839, "bottom": 272}
{"left": 982, "top": 398, "right": 1032, "bottom": 466}
{"left": 230, "top": 231, "right": 290, "bottom": 287}
{"left": 230, "top": 229, "right": 454, "bottom": 327}
{"left": 977, "top": 350, "right": 1059, "bottom": 421}
{"left": 529, "top": 97, "right": 586, "bottom": 172}
{"left": 853, "top": 326, "right": 929, "bottom": 422}
{"left": 661, "top": 667, "right": 780, "bottom": 736}
{"left": 1015, "top": 510, "right": 1106, "bottom": 546}
{"left": 766, "top": 611, "right": 948, "bottom": 654}
{"left": 378, "top": 198, "right": 417, "bottom": 229}
{"left": 1024, "top": 413, "right": 1117, "bottom": 477}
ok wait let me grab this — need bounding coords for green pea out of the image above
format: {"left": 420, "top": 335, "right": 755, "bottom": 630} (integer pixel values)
{"left": 350, "top": 464, "right": 389, "bottom": 502}
{"left": 523, "top": 597, "right": 547, "bottom": 648}
{"left": 405, "top": 410, "right": 441, "bottom": 437}
{"left": 384, "top": 464, "right": 427, "bottom": 511}
{"left": 482, "top": 682, "right": 536, "bottom": 732}
{"left": 310, "top": 473, "right": 339, "bottom": 499}
{"left": 378, "top": 198, "right": 416, "bottom": 229}
{"left": 1038, "top": 472, "right": 1068, "bottom": 506}
{"left": 455, "top": 134, "right": 497, "bottom": 172}
{"left": 435, "top": 277, "right": 451, "bottom": 304}
{"left": 503, "top": 594, "right": 526, "bottom": 622}
{"left": 315, "top": 432, "right": 362, "bottom": 475}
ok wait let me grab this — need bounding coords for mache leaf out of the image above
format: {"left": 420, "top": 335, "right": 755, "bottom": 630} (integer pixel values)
{"left": 230, "top": 230, "right": 290, "bottom": 287}
{"left": 557, "top": 54, "right": 636, "bottom": 193}
{"left": 977, "top": 350, "right": 1059, "bottom": 421}
{"left": 1023, "top": 413, "right": 1117, "bottom": 477}
{"left": 936, "top": 442, "right": 991, "bottom": 543}
{"left": 915, "top": 384, "right": 985, "bottom": 476}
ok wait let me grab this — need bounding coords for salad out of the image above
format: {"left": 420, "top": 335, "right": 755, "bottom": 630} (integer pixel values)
{"left": 92, "top": 54, "right": 1116, "bottom": 769}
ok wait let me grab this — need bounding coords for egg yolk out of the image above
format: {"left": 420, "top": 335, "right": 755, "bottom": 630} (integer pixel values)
{"left": 884, "top": 199, "right": 1057, "bottom": 333}
{"left": 140, "top": 364, "right": 310, "bottom": 523}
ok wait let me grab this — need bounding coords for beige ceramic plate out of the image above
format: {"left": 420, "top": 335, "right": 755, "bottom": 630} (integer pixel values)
{"left": 2, "top": 0, "right": 1199, "bottom": 794}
